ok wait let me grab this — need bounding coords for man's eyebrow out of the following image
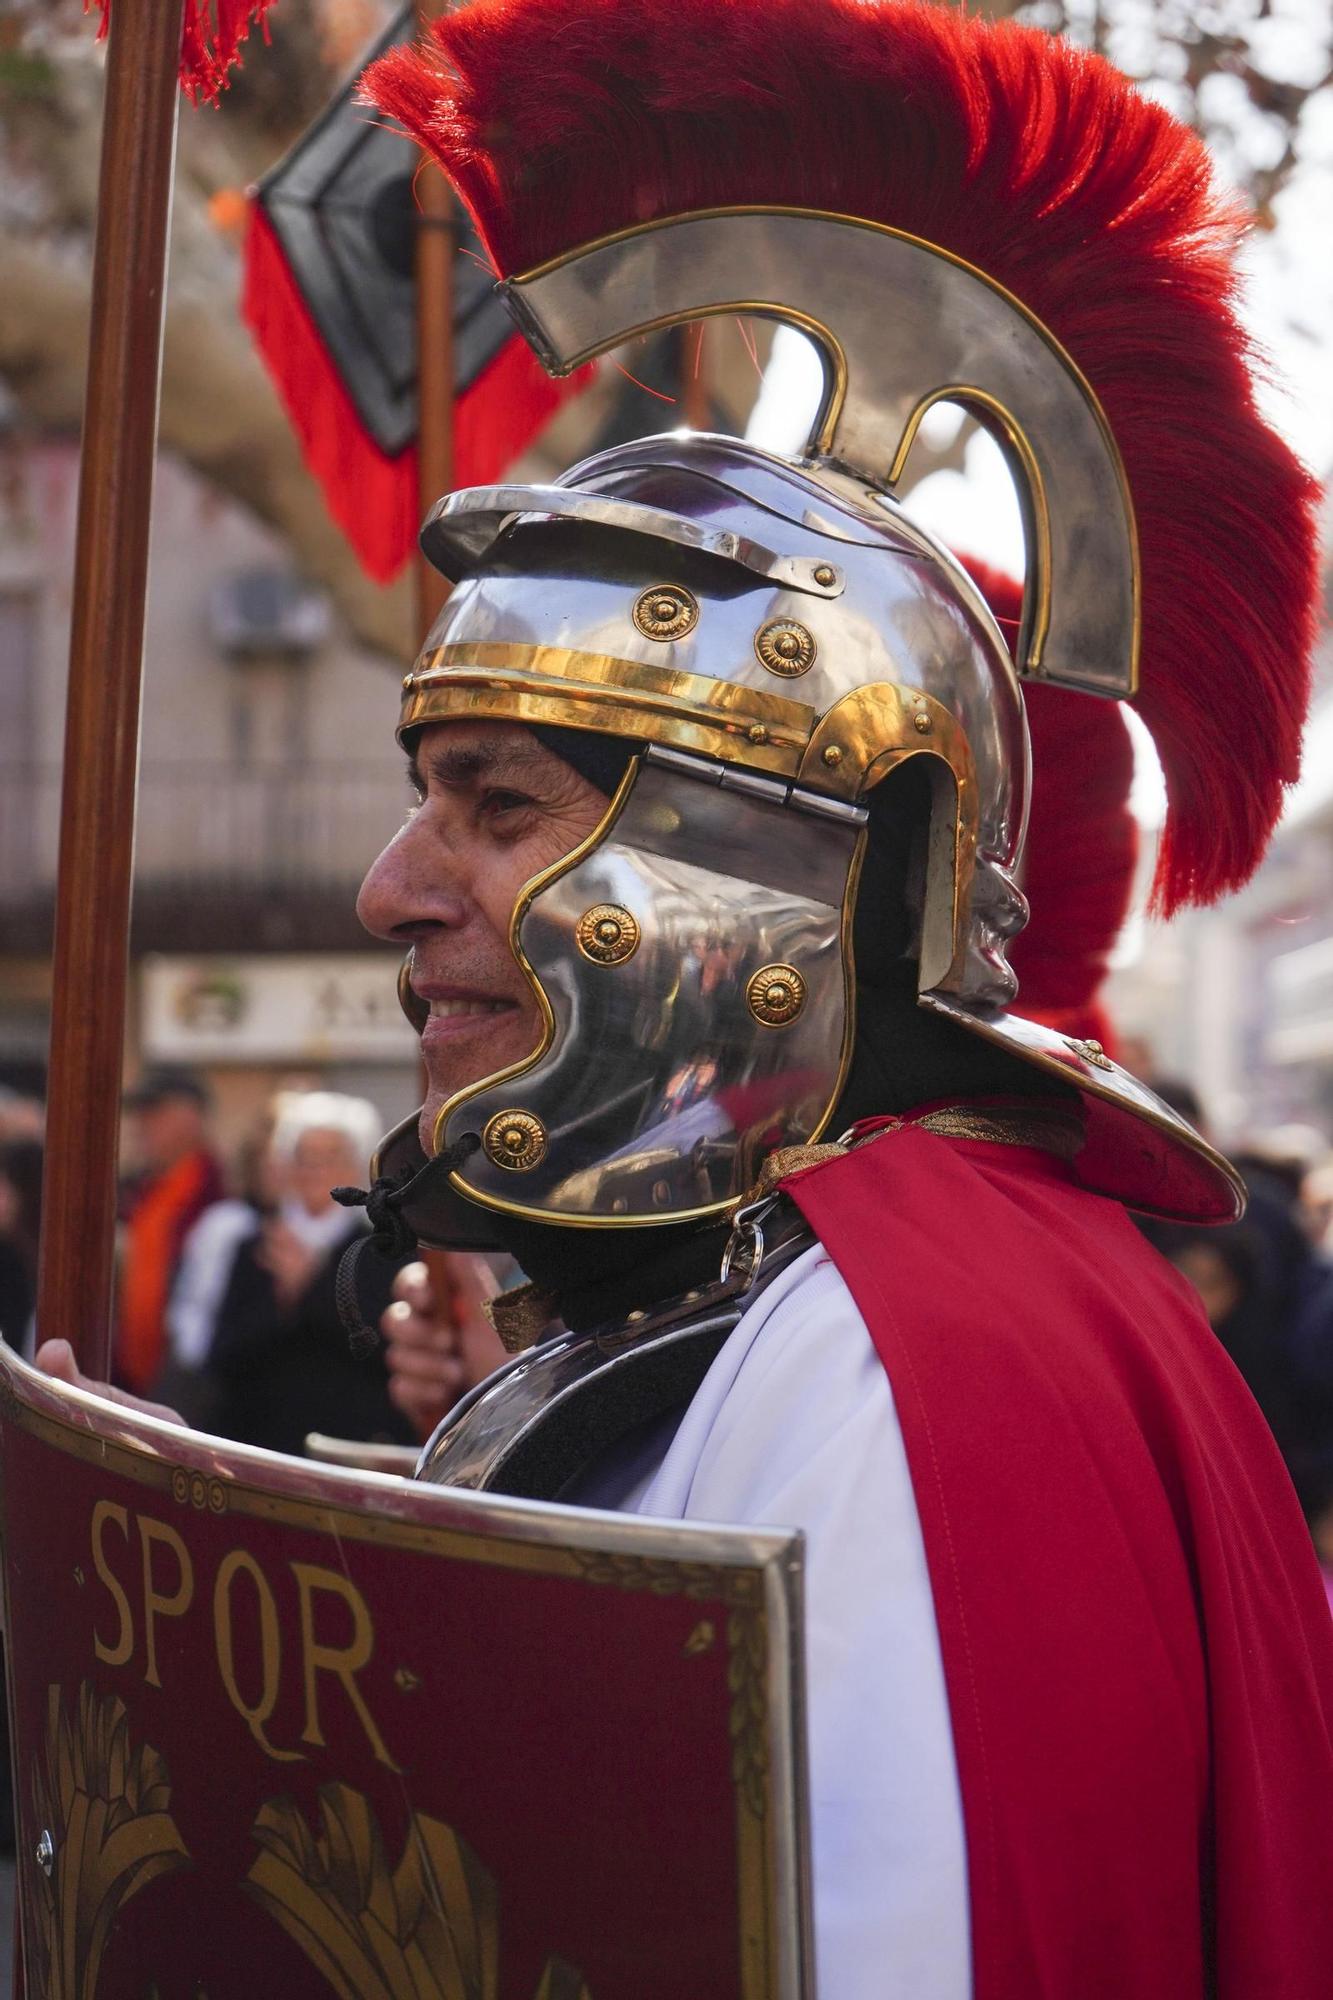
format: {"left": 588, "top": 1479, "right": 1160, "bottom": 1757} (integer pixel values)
{"left": 405, "top": 740, "right": 543, "bottom": 793}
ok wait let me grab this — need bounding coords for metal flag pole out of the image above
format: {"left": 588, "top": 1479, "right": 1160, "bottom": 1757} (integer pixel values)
{"left": 414, "top": 3, "right": 456, "bottom": 640}
{"left": 35, "top": 0, "right": 188, "bottom": 1376}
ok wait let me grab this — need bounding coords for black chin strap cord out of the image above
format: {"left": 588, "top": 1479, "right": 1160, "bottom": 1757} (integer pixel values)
{"left": 330, "top": 1134, "right": 481, "bottom": 1354}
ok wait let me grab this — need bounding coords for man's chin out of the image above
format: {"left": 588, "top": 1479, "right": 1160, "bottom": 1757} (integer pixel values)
{"left": 416, "top": 1040, "right": 541, "bottom": 1157}
{"left": 417, "top": 1100, "right": 442, "bottom": 1160}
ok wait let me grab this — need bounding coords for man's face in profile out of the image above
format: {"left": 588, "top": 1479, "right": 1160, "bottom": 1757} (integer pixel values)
{"left": 357, "top": 721, "right": 609, "bottom": 1154}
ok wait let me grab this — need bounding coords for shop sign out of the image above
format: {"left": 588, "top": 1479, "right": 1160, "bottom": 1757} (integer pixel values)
{"left": 140, "top": 954, "right": 417, "bottom": 1063}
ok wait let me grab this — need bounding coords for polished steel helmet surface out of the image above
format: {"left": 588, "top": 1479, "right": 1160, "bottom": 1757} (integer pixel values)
{"left": 409, "top": 432, "right": 1029, "bottom": 1006}
{"left": 392, "top": 429, "right": 1242, "bottom": 1231}
{"left": 399, "top": 433, "right": 1020, "bottom": 1231}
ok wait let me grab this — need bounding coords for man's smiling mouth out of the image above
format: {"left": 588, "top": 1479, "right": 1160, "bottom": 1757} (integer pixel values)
{"left": 428, "top": 997, "right": 513, "bottom": 1020}
{"left": 418, "top": 991, "right": 522, "bottom": 1046}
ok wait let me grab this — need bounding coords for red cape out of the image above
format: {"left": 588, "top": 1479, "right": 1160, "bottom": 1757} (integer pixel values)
{"left": 782, "top": 1123, "right": 1333, "bottom": 1999}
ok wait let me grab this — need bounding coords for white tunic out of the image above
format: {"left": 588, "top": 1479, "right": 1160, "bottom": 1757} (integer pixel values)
{"left": 580, "top": 1243, "right": 971, "bottom": 1999}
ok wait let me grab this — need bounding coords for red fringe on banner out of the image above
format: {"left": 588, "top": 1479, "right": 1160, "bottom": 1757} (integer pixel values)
{"left": 242, "top": 204, "right": 417, "bottom": 582}
{"left": 93, "top": 0, "right": 279, "bottom": 104}
{"left": 242, "top": 204, "right": 587, "bottom": 584}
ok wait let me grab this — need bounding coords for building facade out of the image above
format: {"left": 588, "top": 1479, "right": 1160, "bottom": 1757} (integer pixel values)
{"left": 0, "top": 434, "right": 420, "bottom": 1157}
{"left": 1107, "top": 673, "right": 1333, "bottom": 1151}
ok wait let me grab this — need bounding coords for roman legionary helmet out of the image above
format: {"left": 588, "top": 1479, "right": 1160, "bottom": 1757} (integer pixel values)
{"left": 361, "top": 0, "right": 1317, "bottom": 1242}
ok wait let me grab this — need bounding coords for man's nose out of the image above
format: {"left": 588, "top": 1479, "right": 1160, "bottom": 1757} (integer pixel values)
{"left": 356, "top": 816, "right": 471, "bottom": 942}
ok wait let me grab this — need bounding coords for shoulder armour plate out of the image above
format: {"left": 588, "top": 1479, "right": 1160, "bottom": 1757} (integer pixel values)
{"left": 417, "top": 1207, "right": 816, "bottom": 1501}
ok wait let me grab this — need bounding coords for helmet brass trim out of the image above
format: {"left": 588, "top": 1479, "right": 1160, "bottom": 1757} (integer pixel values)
{"left": 747, "top": 964, "right": 807, "bottom": 1027}
{"left": 483, "top": 1111, "right": 549, "bottom": 1172}
{"left": 632, "top": 584, "right": 700, "bottom": 641}
{"left": 575, "top": 904, "right": 641, "bottom": 965}
{"left": 755, "top": 620, "right": 817, "bottom": 678}
{"left": 404, "top": 645, "right": 971, "bottom": 802}
{"left": 404, "top": 644, "right": 810, "bottom": 774}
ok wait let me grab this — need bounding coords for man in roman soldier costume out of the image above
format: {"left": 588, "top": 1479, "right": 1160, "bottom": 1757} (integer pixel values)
{"left": 36, "top": 0, "right": 1333, "bottom": 1992}
{"left": 344, "top": 1, "right": 1333, "bottom": 1990}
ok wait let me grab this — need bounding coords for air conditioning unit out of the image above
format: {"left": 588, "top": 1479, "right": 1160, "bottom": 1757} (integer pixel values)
{"left": 209, "top": 569, "right": 330, "bottom": 661}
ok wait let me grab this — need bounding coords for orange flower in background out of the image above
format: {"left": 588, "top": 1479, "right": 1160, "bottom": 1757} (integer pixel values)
{"left": 207, "top": 186, "right": 251, "bottom": 235}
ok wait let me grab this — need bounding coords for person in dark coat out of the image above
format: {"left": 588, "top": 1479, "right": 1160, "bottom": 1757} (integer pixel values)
{"left": 207, "top": 1092, "right": 415, "bottom": 1458}
{"left": 0, "top": 1135, "right": 42, "bottom": 1355}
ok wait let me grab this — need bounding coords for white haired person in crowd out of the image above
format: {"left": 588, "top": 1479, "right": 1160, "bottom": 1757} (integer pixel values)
{"left": 202, "top": 1091, "right": 419, "bottom": 1457}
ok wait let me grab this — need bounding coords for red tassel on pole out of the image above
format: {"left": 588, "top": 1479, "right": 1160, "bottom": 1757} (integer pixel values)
{"left": 242, "top": 203, "right": 419, "bottom": 583}
{"left": 92, "top": 0, "right": 279, "bottom": 105}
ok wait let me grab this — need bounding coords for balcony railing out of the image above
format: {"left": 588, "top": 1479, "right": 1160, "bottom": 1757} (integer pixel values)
{"left": 1, "top": 761, "right": 407, "bottom": 904}
{"left": 0, "top": 761, "right": 411, "bottom": 953}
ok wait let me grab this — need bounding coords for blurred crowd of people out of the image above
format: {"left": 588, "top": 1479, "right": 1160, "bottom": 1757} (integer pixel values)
{"left": 0, "top": 1068, "right": 496, "bottom": 1462}
{"left": 1132, "top": 1079, "right": 1333, "bottom": 1583}
{"left": 5, "top": 1060, "right": 1333, "bottom": 1569}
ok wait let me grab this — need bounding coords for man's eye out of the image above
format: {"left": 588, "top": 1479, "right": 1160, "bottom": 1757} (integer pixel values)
{"left": 481, "top": 790, "right": 534, "bottom": 820}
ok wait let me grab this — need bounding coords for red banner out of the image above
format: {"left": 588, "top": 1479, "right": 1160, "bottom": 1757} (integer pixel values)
{"left": 0, "top": 1349, "right": 809, "bottom": 1997}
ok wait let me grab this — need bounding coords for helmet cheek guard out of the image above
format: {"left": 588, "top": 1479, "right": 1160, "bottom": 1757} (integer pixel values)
{"left": 434, "top": 747, "right": 863, "bottom": 1226}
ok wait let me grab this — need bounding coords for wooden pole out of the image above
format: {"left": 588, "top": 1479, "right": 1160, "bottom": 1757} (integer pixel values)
{"left": 413, "top": 8, "right": 457, "bottom": 1304}
{"left": 36, "top": 0, "right": 186, "bottom": 1375}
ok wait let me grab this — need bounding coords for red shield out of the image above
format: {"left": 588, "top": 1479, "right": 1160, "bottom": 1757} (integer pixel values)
{"left": 0, "top": 1348, "right": 810, "bottom": 1997}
